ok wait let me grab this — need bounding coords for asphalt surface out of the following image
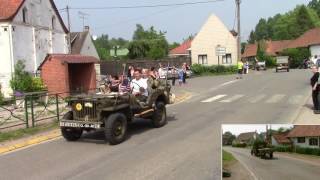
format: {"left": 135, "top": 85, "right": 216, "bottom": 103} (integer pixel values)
{"left": 224, "top": 147, "right": 320, "bottom": 180}
{"left": 0, "top": 69, "right": 312, "bottom": 180}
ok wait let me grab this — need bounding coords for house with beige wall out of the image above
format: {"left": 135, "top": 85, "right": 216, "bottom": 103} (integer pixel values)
{"left": 191, "top": 14, "right": 238, "bottom": 66}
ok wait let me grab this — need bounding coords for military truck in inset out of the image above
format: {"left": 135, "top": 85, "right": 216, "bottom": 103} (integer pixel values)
{"left": 250, "top": 140, "right": 274, "bottom": 159}
{"left": 59, "top": 79, "right": 171, "bottom": 145}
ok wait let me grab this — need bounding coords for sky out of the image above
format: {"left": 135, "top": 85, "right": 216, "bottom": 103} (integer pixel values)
{"left": 54, "top": 0, "right": 310, "bottom": 43}
{"left": 222, "top": 124, "right": 294, "bottom": 136}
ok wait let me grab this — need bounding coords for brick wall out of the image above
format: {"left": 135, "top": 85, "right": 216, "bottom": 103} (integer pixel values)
{"left": 41, "top": 57, "right": 69, "bottom": 94}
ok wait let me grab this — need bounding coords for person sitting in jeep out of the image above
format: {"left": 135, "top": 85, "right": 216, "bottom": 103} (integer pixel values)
{"left": 131, "top": 69, "right": 148, "bottom": 102}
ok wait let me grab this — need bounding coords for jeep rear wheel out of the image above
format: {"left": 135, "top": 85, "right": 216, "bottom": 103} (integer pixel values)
{"left": 152, "top": 102, "right": 167, "bottom": 128}
{"left": 105, "top": 113, "right": 127, "bottom": 145}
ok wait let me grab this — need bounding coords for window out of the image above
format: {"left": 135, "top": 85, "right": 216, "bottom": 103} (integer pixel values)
{"left": 52, "top": 16, "right": 56, "bottom": 30}
{"left": 222, "top": 54, "right": 232, "bottom": 64}
{"left": 198, "top": 55, "right": 208, "bottom": 65}
{"left": 309, "top": 138, "right": 318, "bottom": 146}
{"left": 22, "top": 8, "right": 28, "bottom": 23}
{"left": 297, "top": 137, "right": 305, "bottom": 143}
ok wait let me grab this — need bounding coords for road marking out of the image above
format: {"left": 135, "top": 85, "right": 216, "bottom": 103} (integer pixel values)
{"left": 265, "top": 94, "right": 286, "bottom": 103}
{"left": 220, "top": 94, "right": 244, "bottom": 103}
{"left": 209, "top": 80, "right": 238, "bottom": 91}
{"left": 248, "top": 94, "right": 266, "bottom": 103}
{"left": 288, "top": 95, "right": 303, "bottom": 105}
{"left": 201, "top": 94, "right": 227, "bottom": 103}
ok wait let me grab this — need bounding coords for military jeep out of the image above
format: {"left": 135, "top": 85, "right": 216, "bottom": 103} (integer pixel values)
{"left": 250, "top": 140, "right": 274, "bottom": 159}
{"left": 59, "top": 80, "right": 171, "bottom": 145}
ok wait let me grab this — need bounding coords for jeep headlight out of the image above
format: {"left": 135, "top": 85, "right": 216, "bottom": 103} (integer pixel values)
{"left": 75, "top": 103, "right": 83, "bottom": 111}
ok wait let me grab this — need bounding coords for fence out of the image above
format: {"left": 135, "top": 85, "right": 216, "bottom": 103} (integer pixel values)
{"left": 0, "top": 91, "right": 69, "bottom": 132}
{"left": 100, "top": 57, "right": 191, "bottom": 76}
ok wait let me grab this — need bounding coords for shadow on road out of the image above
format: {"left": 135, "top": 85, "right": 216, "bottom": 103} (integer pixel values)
{"left": 74, "top": 115, "right": 177, "bottom": 144}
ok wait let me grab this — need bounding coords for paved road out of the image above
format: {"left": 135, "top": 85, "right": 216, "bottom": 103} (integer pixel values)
{"left": 224, "top": 147, "right": 320, "bottom": 180}
{"left": 0, "top": 69, "right": 312, "bottom": 180}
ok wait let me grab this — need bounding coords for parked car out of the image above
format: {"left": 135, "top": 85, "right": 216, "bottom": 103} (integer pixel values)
{"left": 254, "top": 61, "right": 267, "bottom": 71}
{"left": 276, "top": 56, "right": 290, "bottom": 72}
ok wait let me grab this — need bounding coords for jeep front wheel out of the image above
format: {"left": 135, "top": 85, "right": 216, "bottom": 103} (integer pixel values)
{"left": 152, "top": 102, "right": 167, "bottom": 128}
{"left": 61, "top": 128, "right": 83, "bottom": 141}
{"left": 105, "top": 113, "right": 128, "bottom": 145}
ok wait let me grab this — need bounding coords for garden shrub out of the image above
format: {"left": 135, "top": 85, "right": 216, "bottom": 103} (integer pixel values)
{"left": 232, "top": 142, "right": 247, "bottom": 148}
{"left": 10, "top": 60, "right": 46, "bottom": 93}
{"left": 273, "top": 145, "right": 292, "bottom": 152}
{"left": 295, "top": 146, "right": 320, "bottom": 156}
{"left": 191, "top": 64, "right": 237, "bottom": 75}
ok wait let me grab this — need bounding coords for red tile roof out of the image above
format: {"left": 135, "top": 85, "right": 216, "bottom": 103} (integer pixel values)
{"left": 287, "top": 125, "right": 320, "bottom": 138}
{"left": 272, "top": 132, "right": 291, "bottom": 144}
{"left": 0, "top": 0, "right": 68, "bottom": 33}
{"left": 39, "top": 54, "right": 99, "bottom": 69}
{"left": 287, "top": 28, "right": 320, "bottom": 48}
{"left": 0, "top": 0, "right": 24, "bottom": 21}
{"left": 242, "top": 40, "right": 292, "bottom": 58}
{"left": 169, "top": 39, "right": 192, "bottom": 55}
{"left": 242, "top": 44, "right": 257, "bottom": 58}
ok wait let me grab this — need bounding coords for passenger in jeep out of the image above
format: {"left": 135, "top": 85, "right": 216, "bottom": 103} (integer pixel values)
{"left": 131, "top": 69, "right": 148, "bottom": 102}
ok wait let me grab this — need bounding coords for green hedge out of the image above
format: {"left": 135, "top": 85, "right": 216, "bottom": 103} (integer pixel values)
{"left": 232, "top": 143, "right": 247, "bottom": 148}
{"left": 191, "top": 64, "right": 238, "bottom": 75}
{"left": 273, "top": 145, "right": 292, "bottom": 152}
{"left": 295, "top": 146, "right": 320, "bottom": 156}
{"left": 274, "top": 145, "right": 320, "bottom": 156}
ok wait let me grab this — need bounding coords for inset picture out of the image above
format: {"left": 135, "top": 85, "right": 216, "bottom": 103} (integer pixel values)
{"left": 222, "top": 124, "right": 320, "bottom": 180}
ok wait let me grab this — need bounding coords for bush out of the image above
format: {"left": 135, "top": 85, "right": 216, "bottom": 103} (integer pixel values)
{"left": 10, "top": 60, "right": 46, "bottom": 93}
{"left": 232, "top": 142, "right": 247, "bottom": 148}
{"left": 191, "top": 64, "right": 237, "bottom": 75}
{"left": 273, "top": 145, "right": 292, "bottom": 152}
{"left": 280, "top": 48, "right": 311, "bottom": 68}
{"left": 295, "top": 146, "right": 320, "bottom": 156}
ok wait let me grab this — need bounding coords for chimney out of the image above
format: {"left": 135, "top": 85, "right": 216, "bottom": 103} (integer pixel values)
{"left": 84, "top": 26, "right": 90, "bottom": 32}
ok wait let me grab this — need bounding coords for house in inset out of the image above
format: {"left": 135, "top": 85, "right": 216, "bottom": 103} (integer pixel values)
{"left": 169, "top": 39, "right": 192, "bottom": 58}
{"left": 234, "top": 132, "right": 258, "bottom": 145}
{"left": 271, "top": 132, "right": 292, "bottom": 146}
{"left": 191, "top": 14, "right": 238, "bottom": 66}
{"left": 0, "top": 0, "right": 69, "bottom": 97}
{"left": 39, "top": 54, "right": 98, "bottom": 96}
{"left": 286, "top": 125, "right": 320, "bottom": 149}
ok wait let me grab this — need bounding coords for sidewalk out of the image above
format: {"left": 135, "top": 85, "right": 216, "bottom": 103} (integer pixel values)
{"left": 294, "top": 96, "right": 320, "bottom": 124}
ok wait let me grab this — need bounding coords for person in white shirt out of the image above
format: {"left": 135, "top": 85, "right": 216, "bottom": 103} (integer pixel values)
{"left": 158, "top": 63, "right": 166, "bottom": 79}
{"left": 130, "top": 69, "right": 148, "bottom": 98}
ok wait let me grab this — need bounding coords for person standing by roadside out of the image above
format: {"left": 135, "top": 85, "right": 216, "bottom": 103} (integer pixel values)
{"left": 311, "top": 66, "right": 320, "bottom": 113}
{"left": 178, "top": 68, "right": 184, "bottom": 86}
{"left": 171, "top": 66, "right": 177, "bottom": 86}
{"left": 237, "top": 60, "right": 244, "bottom": 79}
{"left": 158, "top": 63, "right": 166, "bottom": 79}
{"left": 182, "top": 63, "right": 187, "bottom": 84}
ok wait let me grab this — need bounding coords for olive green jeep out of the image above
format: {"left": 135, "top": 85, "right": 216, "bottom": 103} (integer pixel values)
{"left": 60, "top": 80, "right": 171, "bottom": 145}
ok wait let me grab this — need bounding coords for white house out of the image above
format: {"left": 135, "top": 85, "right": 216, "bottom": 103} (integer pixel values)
{"left": 191, "top": 14, "right": 238, "bottom": 66}
{"left": 0, "top": 0, "right": 69, "bottom": 97}
{"left": 287, "top": 126, "right": 320, "bottom": 149}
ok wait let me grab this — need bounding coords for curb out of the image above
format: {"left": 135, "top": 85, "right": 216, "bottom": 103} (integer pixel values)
{"left": 0, "top": 129, "right": 61, "bottom": 155}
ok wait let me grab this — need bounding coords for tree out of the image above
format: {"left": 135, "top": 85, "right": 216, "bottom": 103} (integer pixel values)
{"left": 169, "top": 42, "right": 180, "bottom": 50}
{"left": 128, "top": 24, "right": 169, "bottom": 60}
{"left": 295, "top": 5, "right": 316, "bottom": 37}
{"left": 241, "top": 42, "right": 247, "bottom": 54}
{"left": 94, "top": 34, "right": 129, "bottom": 60}
{"left": 223, "top": 132, "right": 236, "bottom": 146}
{"left": 308, "top": 0, "right": 320, "bottom": 17}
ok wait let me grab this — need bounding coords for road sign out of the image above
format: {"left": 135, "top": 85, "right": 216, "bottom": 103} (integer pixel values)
{"left": 216, "top": 46, "right": 226, "bottom": 56}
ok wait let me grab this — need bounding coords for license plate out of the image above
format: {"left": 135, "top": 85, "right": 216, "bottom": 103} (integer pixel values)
{"left": 60, "top": 122, "right": 100, "bottom": 129}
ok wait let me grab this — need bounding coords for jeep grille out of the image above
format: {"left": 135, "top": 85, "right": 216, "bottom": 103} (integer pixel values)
{"left": 73, "top": 101, "right": 98, "bottom": 121}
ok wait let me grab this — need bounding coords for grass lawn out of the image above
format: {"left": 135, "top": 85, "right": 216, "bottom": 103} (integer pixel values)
{"left": 223, "top": 150, "right": 237, "bottom": 168}
{"left": 0, "top": 122, "right": 58, "bottom": 143}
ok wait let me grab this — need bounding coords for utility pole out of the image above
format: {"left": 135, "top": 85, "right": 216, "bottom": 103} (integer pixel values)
{"left": 78, "top": 11, "right": 89, "bottom": 31}
{"left": 236, "top": 0, "right": 241, "bottom": 62}
{"left": 66, "top": 5, "right": 71, "bottom": 54}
